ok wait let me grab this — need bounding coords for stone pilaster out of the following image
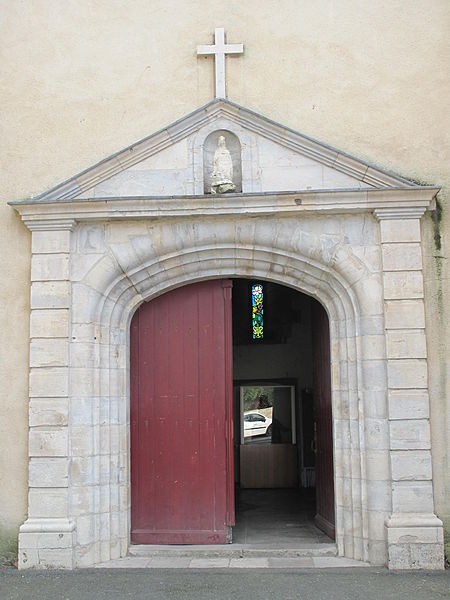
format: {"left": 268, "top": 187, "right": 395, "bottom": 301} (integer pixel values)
{"left": 18, "top": 219, "right": 77, "bottom": 569}
{"left": 375, "top": 208, "right": 444, "bottom": 570}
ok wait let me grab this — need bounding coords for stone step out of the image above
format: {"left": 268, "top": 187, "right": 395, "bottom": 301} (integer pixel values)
{"left": 129, "top": 543, "right": 337, "bottom": 559}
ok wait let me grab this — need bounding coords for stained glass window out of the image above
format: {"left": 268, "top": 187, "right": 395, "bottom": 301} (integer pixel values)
{"left": 252, "top": 283, "right": 263, "bottom": 339}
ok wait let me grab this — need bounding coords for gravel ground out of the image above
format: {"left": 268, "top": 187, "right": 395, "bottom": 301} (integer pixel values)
{"left": 1, "top": 566, "right": 449, "bottom": 600}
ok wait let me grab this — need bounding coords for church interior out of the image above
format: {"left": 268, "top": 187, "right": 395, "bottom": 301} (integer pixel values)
{"left": 231, "top": 279, "right": 333, "bottom": 546}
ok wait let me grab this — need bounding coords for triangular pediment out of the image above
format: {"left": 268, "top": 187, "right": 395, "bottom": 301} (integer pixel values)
{"left": 28, "top": 99, "right": 416, "bottom": 203}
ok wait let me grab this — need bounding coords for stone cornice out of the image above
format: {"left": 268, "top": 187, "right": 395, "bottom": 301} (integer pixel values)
{"left": 10, "top": 188, "right": 438, "bottom": 229}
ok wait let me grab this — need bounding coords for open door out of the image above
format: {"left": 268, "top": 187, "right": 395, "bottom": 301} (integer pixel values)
{"left": 130, "top": 280, "right": 234, "bottom": 544}
{"left": 312, "top": 301, "right": 335, "bottom": 539}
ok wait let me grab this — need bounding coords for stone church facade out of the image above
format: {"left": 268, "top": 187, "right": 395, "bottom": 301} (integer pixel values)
{"left": 1, "top": 2, "right": 449, "bottom": 570}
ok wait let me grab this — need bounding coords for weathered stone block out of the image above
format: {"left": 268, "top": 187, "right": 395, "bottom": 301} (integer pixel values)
{"left": 17, "top": 547, "right": 39, "bottom": 570}
{"left": 381, "top": 243, "right": 423, "bottom": 271}
{"left": 365, "top": 449, "right": 391, "bottom": 481}
{"left": 17, "top": 531, "right": 73, "bottom": 549}
{"left": 387, "top": 359, "right": 427, "bottom": 389}
{"left": 69, "top": 341, "right": 98, "bottom": 368}
{"left": 364, "top": 419, "right": 390, "bottom": 451}
{"left": 29, "top": 428, "right": 68, "bottom": 457}
{"left": 70, "top": 397, "right": 99, "bottom": 426}
{"left": 75, "top": 515, "right": 96, "bottom": 546}
{"left": 386, "top": 330, "right": 427, "bottom": 359}
{"left": 69, "top": 368, "right": 97, "bottom": 398}
{"left": 70, "top": 425, "right": 94, "bottom": 456}
{"left": 361, "top": 334, "right": 386, "bottom": 360}
{"left": 388, "top": 543, "right": 444, "bottom": 570}
{"left": 363, "top": 389, "right": 388, "bottom": 419}
{"left": 383, "top": 271, "right": 424, "bottom": 300}
{"left": 32, "top": 230, "right": 71, "bottom": 254}
{"left": 77, "top": 224, "right": 106, "bottom": 253}
{"left": 70, "top": 486, "right": 96, "bottom": 516}
{"left": 380, "top": 219, "right": 421, "bottom": 243}
{"left": 31, "top": 281, "right": 70, "bottom": 309}
{"left": 384, "top": 299, "right": 425, "bottom": 329}
{"left": 30, "top": 309, "right": 69, "bottom": 338}
{"left": 74, "top": 542, "right": 97, "bottom": 568}
{"left": 29, "top": 458, "right": 69, "bottom": 487}
{"left": 388, "top": 389, "right": 429, "bottom": 420}
{"left": 28, "top": 489, "right": 68, "bottom": 518}
{"left": 366, "top": 480, "right": 391, "bottom": 511}
{"left": 361, "top": 360, "right": 387, "bottom": 392}
{"left": 70, "top": 283, "right": 104, "bottom": 323}
{"left": 29, "top": 367, "right": 68, "bottom": 398}
{"left": 31, "top": 547, "right": 74, "bottom": 569}
{"left": 391, "top": 450, "right": 432, "bottom": 481}
{"left": 392, "top": 481, "right": 434, "bottom": 513}
{"left": 390, "top": 419, "right": 430, "bottom": 449}
{"left": 29, "top": 398, "right": 68, "bottom": 427}
{"left": 31, "top": 254, "right": 69, "bottom": 281}
{"left": 70, "top": 456, "right": 98, "bottom": 486}
{"left": 30, "top": 339, "right": 69, "bottom": 368}
{"left": 388, "top": 526, "right": 443, "bottom": 544}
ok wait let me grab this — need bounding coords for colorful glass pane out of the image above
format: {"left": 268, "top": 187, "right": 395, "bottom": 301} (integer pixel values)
{"left": 252, "top": 283, "right": 263, "bottom": 339}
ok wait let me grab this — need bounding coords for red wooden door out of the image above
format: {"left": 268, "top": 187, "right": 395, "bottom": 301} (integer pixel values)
{"left": 312, "top": 301, "right": 335, "bottom": 539}
{"left": 130, "top": 280, "right": 234, "bottom": 544}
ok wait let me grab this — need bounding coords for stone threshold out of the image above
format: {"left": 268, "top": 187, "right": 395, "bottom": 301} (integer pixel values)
{"left": 93, "top": 543, "right": 371, "bottom": 569}
{"left": 129, "top": 542, "right": 337, "bottom": 559}
{"left": 94, "top": 556, "right": 370, "bottom": 570}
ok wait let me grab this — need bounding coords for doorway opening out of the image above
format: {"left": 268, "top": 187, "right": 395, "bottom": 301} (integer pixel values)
{"left": 129, "top": 278, "right": 334, "bottom": 547}
{"left": 231, "top": 279, "right": 335, "bottom": 546}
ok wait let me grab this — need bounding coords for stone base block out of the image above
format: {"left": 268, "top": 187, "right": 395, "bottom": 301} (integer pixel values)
{"left": 385, "top": 513, "right": 444, "bottom": 570}
{"left": 18, "top": 518, "right": 76, "bottom": 569}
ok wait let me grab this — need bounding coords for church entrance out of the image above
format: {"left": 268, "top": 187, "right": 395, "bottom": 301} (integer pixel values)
{"left": 130, "top": 278, "right": 334, "bottom": 546}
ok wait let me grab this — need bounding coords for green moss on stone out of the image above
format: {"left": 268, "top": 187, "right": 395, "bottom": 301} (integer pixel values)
{"left": 444, "top": 526, "right": 450, "bottom": 566}
{"left": 431, "top": 196, "right": 443, "bottom": 252}
{"left": 0, "top": 527, "right": 18, "bottom": 566}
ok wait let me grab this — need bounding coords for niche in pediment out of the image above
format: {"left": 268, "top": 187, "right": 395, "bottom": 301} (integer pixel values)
{"left": 203, "top": 130, "right": 242, "bottom": 194}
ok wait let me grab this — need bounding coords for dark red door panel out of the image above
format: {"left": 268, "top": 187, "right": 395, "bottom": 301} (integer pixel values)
{"left": 312, "top": 301, "right": 335, "bottom": 539}
{"left": 130, "top": 280, "right": 234, "bottom": 544}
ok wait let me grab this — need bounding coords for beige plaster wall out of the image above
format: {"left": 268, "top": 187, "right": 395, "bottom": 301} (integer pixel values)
{"left": 1, "top": 0, "right": 449, "bottom": 559}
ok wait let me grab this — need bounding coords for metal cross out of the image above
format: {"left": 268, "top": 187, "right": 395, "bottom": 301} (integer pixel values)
{"left": 197, "top": 28, "right": 244, "bottom": 99}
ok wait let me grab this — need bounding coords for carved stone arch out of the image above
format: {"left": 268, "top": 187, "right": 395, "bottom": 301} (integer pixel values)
{"left": 71, "top": 238, "right": 378, "bottom": 566}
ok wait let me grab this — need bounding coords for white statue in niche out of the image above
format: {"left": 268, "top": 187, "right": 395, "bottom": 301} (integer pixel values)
{"left": 210, "top": 135, "right": 236, "bottom": 194}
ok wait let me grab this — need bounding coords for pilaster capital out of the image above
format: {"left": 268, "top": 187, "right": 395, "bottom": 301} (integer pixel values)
{"left": 374, "top": 208, "right": 426, "bottom": 221}
{"left": 23, "top": 218, "right": 77, "bottom": 232}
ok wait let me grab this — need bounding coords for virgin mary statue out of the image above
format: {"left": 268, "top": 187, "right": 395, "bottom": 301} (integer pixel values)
{"left": 210, "top": 135, "right": 236, "bottom": 194}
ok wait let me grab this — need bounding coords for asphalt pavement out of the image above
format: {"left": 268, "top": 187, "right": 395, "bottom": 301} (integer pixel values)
{"left": 1, "top": 567, "right": 449, "bottom": 600}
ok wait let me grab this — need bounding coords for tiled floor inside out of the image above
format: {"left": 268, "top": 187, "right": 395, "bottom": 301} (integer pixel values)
{"left": 232, "top": 488, "right": 332, "bottom": 547}
{"left": 96, "top": 488, "right": 370, "bottom": 569}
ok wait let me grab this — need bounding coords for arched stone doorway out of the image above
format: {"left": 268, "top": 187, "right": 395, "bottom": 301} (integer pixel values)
{"left": 14, "top": 190, "right": 444, "bottom": 570}
{"left": 129, "top": 277, "right": 336, "bottom": 548}
{"left": 69, "top": 222, "right": 369, "bottom": 566}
